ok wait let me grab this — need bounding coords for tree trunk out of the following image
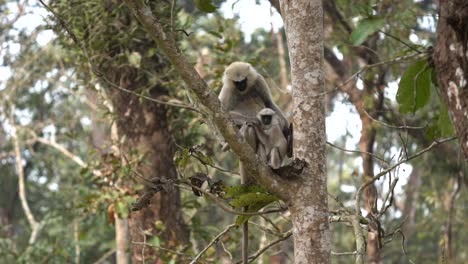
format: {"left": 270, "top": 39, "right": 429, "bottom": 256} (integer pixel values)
{"left": 280, "top": 0, "right": 330, "bottom": 263}
{"left": 115, "top": 214, "right": 130, "bottom": 264}
{"left": 433, "top": 0, "right": 468, "bottom": 160}
{"left": 104, "top": 67, "right": 189, "bottom": 262}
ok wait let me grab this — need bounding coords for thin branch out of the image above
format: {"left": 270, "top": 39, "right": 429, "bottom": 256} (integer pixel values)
{"left": 378, "top": 30, "right": 424, "bottom": 54}
{"left": 362, "top": 108, "right": 426, "bottom": 130}
{"left": 234, "top": 230, "right": 293, "bottom": 264}
{"left": 378, "top": 176, "right": 399, "bottom": 216}
{"left": 355, "top": 137, "right": 457, "bottom": 214}
{"left": 190, "top": 153, "right": 239, "bottom": 175}
{"left": 248, "top": 221, "right": 283, "bottom": 237}
{"left": 9, "top": 105, "right": 40, "bottom": 244}
{"left": 326, "top": 141, "right": 387, "bottom": 163}
{"left": 93, "top": 249, "right": 116, "bottom": 264}
{"left": 331, "top": 251, "right": 357, "bottom": 256}
{"left": 132, "top": 241, "right": 192, "bottom": 258}
{"left": 324, "top": 52, "right": 428, "bottom": 97}
{"left": 189, "top": 224, "right": 236, "bottom": 264}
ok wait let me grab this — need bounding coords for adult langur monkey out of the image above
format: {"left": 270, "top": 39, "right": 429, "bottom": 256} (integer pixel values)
{"left": 219, "top": 62, "right": 289, "bottom": 264}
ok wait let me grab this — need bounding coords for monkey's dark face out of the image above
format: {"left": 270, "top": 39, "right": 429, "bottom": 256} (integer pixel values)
{"left": 260, "top": 115, "right": 272, "bottom": 125}
{"left": 233, "top": 78, "right": 248, "bottom": 92}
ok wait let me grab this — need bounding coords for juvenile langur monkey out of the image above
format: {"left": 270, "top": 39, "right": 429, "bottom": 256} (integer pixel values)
{"left": 255, "top": 108, "right": 288, "bottom": 169}
{"left": 218, "top": 62, "right": 289, "bottom": 264}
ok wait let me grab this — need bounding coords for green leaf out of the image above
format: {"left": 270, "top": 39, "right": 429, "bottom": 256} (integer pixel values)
{"left": 350, "top": 17, "right": 386, "bottom": 45}
{"left": 396, "top": 60, "right": 432, "bottom": 114}
{"left": 437, "top": 101, "right": 454, "bottom": 137}
{"left": 194, "top": 0, "right": 217, "bottom": 13}
{"left": 224, "top": 185, "right": 268, "bottom": 198}
{"left": 115, "top": 201, "right": 129, "bottom": 219}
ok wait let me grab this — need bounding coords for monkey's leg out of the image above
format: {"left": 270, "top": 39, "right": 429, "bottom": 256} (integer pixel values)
{"left": 269, "top": 148, "right": 282, "bottom": 169}
{"left": 257, "top": 144, "right": 268, "bottom": 162}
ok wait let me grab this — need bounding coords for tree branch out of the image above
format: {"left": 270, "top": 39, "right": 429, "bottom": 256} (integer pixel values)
{"left": 122, "top": 0, "right": 290, "bottom": 199}
{"left": 190, "top": 224, "right": 236, "bottom": 264}
{"left": 8, "top": 105, "right": 40, "bottom": 244}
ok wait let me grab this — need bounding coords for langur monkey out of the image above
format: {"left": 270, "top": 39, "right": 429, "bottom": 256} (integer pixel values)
{"left": 255, "top": 108, "right": 288, "bottom": 169}
{"left": 219, "top": 62, "right": 289, "bottom": 264}
{"left": 219, "top": 61, "right": 289, "bottom": 132}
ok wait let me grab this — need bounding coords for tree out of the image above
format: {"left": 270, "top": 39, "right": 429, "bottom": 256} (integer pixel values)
{"left": 123, "top": 0, "right": 330, "bottom": 262}
{"left": 433, "top": 0, "right": 468, "bottom": 160}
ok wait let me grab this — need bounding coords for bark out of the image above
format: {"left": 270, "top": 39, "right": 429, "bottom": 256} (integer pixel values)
{"left": 115, "top": 214, "right": 130, "bottom": 264}
{"left": 433, "top": 0, "right": 468, "bottom": 160}
{"left": 280, "top": 0, "right": 330, "bottom": 263}
{"left": 442, "top": 174, "right": 462, "bottom": 264}
{"left": 276, "top": 30, "right": 288, "bottom": 91}
{"left": 104, "top": 66, "right": 189, "bottom": 262}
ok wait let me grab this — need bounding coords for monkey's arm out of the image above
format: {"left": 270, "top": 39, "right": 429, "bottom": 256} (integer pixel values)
{"left": 218, "top": 84, "right": 234, "bottom": 111}
{"left": 229, "top": 111, "right": 260, "bottom": 126}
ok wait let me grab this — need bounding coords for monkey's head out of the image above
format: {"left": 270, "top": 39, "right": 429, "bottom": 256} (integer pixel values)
{"left": 257, "top": 108, "right": 276, "bottom": 127}
{"left": 224, "top": 61, "right": 257, "bottom": 94}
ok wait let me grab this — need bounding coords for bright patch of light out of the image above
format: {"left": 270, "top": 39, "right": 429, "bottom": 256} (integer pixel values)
{"left": 326, "top": 96, "right": 361, "bottom": 146}
{"left": 417, "top": 16, "right": 436, "bottom": 32}
{"left": 286, "top": 84, "right": 292, "bottom": 91}
{"left": 332, "top": 47, "right": 344, "bottom": 60}
{"left": 220, "top": 0, "right": 283, "bottom": 42}
{"left": 8, "top": 43, "right": 21, "bottom": 54}
{"left": 356, "top": 79, "right": 364, "bottom": 90}
{"left": 16, "top": 109, "right": 33, "bottom": 125}
{"left": 340, "top": 184, "right": 356, "bottom": 193}
{"left": 80, "top": 116, "right": 92, "bottom": 126}
{"left": 48, "top": 182, "right": 58, "bottom": 191}
{"left": 43, "top": 124, "right": 57, "bottom": 141}
{"left": 0, "top": 67, "right": 12, "bottom": 81}
{"left": 13, "top": 5, "right": 49, "bottom": 34}
{"left": 385, "top": 80, "right": 399, "bottom": 101}
{"left": 409, "top": 33, "right": 419, "bottom": 43}
{"left": 393, "top": 163, "right": 413, "bottom": 195}
{"left": 37, "top": 29, "right": 55, "bottom": 46}
{"left": 38, "top": 176, "right": 47, "bottom": 184}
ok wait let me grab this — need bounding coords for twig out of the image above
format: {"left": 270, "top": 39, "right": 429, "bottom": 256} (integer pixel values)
{"left": 234, "top": 230, "right": 293, "bottom": 264}
{"left": 362, "top": 109, "right": 426, "bottom": 130}
{"left": 132, "top": 241, "right": 192, "bottom": 258}
{"left": 326, "top": 141, "right": 387, "bottom": 163}
{"left": 378, "top": 30, "right": 423, "bottom": 54}
{"left": 355, "top": 137, "right": 457, "bottom": 214}
{"left": 8, "top": 105, "right": 40, "bottom": 244}
{"left": 248, "top": 221, "right": 283, "bottom": 237}
{"left": 93, "top": 249, "right": 116, "bottom": 264}
{"left": 220, "top": 241, "right": 233, "bottom": 260}
{"left": 190, "top": 153, "right": 239, "bottom": 175}
{"left": 190, "top": 224, "right": 236, "bottom": 264}
{"left": 378, "top": 176, "right": 398, "bottom": 216}
{"left": 324, "top": 52, "right": 428, "bottom": 97}
{"left": 331, "top": 251, "right": 357, "bottom": 256}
